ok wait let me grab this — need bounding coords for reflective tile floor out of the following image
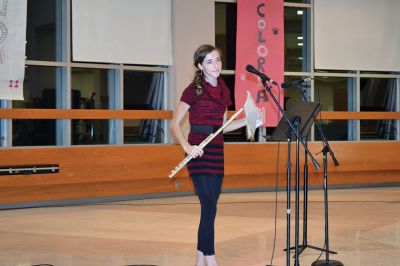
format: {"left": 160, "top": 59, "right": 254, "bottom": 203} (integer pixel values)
{"left": 0, "top": 186, "right": 399, "bottom": 266}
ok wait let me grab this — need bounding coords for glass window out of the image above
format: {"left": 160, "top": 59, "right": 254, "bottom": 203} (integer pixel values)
{"left": 124, "top": 71, "right": 164, "bottom": 110}
{"left": 360, "top": 78, "right": 396, "bottom": 112}
{"left": 286, "top": 0, "right": 310, "bottom": 3}
{"left": 360, "top": 71, "right": 393, "bottom": 75}
{"left": 361, "top": 119, "right": 397, "bottom": 140}
{"left": 26, "top": 0, "right": 62, "bottom": 61}
{"left": 123, "top": 71, "right": 165, "bottom": 143}
{"left": 360, "top": 78, "right": 397, "bottom": 140}
{"left": 284, "top": 7, "right": 310, "bottom": 72}
{"left": 283, "top": 76, "right": 311, "bottom": 103}
{"left": 72, "top": 119, "right": 109, "bottom": 145}
{"left": 314, "top": 70, "right": 356, "bottom": 74}
{"left": 14, "top": 66, "right": 58, "bottom": 109}
{"left": 71, "top": 68, "right": 111, "bottom": 145}
{"left": 314, "top": 77, "right": 350, "bottom": 111}
{"left": 13, "top": 119, "right": 56, "bottom": 146}
{"left": 314, "top": 76, "right": 353, "bottom": 141}
{"left": 11, "top": 66, "right": 58, "bottom": 146}
{"left": 71, "top": 68, "right": 110, "bottom": 109}
{"left": 124, "top": 119, "right": 164, "bottom": 144}
{"left": 215, "top": 2, "right": 237, "bottom": 70}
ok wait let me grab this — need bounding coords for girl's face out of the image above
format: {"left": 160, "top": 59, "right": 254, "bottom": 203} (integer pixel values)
{"left": 198, "top": 50, "right": 222, "bottom": 81}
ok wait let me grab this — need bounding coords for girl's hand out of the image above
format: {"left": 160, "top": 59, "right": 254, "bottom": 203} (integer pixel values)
{"left": 184, "top": 145, "right": 204, "bottom": 158}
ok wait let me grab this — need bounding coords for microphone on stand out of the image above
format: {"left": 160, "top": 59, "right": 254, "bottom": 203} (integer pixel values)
{"left": 281, "top": 77, "right": 313, "bottom": 89}
{"left": 245, "top": 64, "right": 278, "bottom": 85}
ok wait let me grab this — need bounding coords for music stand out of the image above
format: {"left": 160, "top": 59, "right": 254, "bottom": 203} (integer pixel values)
{"left": 269, "top": 99, "right": 321, "bottom": 266}
{"left": 270, "top": 99, "right": 321, "bottom": 141}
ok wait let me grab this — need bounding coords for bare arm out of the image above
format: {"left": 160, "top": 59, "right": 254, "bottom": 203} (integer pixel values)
{"left": 222, "top": 110, "right": 247, "bottom": 133}
{"left": 170, "top": 101, "right": 204, "bottom": 158}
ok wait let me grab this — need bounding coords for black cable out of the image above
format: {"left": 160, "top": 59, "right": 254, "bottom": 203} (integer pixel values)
{"left": 315, "top": 243, "right": 329, "bottom": 261}
{"left": 266, "top": 140, "right": 280, "bottom": 266}
{"left": 315, "top": 242, "right": 326, "bottom": 262}
{"left": 266, "top": 83, "right": 282, "bottom": 266}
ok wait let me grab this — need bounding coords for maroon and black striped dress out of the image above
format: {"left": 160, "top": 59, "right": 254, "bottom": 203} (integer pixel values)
{"left": 180, "top": 78, "right": 232, "bottom": 177}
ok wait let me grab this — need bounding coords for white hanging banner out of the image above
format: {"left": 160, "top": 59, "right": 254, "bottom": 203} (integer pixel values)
{"left": 0, "top": 0, "right": 26, "bottom": 100}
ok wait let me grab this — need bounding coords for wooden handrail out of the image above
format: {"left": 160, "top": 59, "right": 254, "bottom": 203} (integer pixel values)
{"left": 316, "top": 111, "right": 400, "bottom": 120}
{"left": 226, "top": 111, "right": 400, "bottom": 120}
{"left": 0, "top": 108, "right": 173, "bottom": 120}
{"left": 0, "top": 109, "right": 399, "bottom": 120}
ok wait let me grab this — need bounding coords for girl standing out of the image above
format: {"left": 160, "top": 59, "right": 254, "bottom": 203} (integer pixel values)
{"left": 171, "top": 44, "right": 249, "bottom": 266}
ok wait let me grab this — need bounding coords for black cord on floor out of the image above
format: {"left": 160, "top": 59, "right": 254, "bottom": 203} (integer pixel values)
{"left": 266, "top": 140, "right": 281, "bottom": 266}
{"left": 266, "top": 85, "right": 282, "bottom": 266}
{"left": 315, "top": 242, "right": 326, "bottom": 262}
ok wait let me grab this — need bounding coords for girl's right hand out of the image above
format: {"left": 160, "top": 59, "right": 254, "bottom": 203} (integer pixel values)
{"left": 184, "top": 145, "right": 204, "bottom": 158}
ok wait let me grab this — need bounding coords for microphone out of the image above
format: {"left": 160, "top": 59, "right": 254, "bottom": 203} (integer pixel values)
{"left": 245, "top": 64, "right": 278, "bottom": 85}
{"left": 281, "top": 77, "right": 313, "bottom": 89}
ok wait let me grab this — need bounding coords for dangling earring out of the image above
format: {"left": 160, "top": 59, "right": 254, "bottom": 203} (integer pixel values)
{"left": 200, "top": 69, "right": 203, "bottom": 77}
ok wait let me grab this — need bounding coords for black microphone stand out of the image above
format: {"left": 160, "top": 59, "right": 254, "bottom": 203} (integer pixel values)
{"left": 260, "top": 80, "right": 320, "bottom": 266}
{"left": 286, "top": 84, "right": 336, "bottom": 256}
{"left": 311, "top": 116, "right": 343, "bottom": 266}
{"left": 285, "top": 117, "right": 293, "bottom": 266}
{"left": 293, "top": 116, "right": 301, "bottom": 266}
{"left": 296, "top": 83, "right": 342, "bottom": 264}
{"left": 285, "top": 82, "right": 342, "bottom": 265}
{"left": 283, "top": 115, "right": 301, "bottom": 266}
{"left": 298, "top": 138, "right": 335, "bottom": 254}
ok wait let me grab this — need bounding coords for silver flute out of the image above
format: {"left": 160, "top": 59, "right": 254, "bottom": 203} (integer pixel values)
{"left": 168, "top": 108, "right": 244, "bottom": 178}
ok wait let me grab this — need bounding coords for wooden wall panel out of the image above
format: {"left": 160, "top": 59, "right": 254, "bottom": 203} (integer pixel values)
{"left": 0, "top": 142, "right": 399, "bottom": 205}
{"left": 1, "top": 109, "right": 399, "bottom": 121}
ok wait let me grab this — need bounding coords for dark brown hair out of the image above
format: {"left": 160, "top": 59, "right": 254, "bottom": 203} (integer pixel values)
{"left": 193, "top": 44, "right": 221, "bottom": 96}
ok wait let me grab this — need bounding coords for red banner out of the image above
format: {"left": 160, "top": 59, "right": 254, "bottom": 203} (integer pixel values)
{"left": 235, "top": 0, "right": 284, "bottom": 126}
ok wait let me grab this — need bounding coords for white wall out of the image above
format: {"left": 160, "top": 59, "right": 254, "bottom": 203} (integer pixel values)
{"left": 170, "top": 0, "right": 215, "bottom": 107}
{"left": 314, "top": 0, "right": 400, "bottom": 71}
{"left": 72, "top": 0, "right": 172, "bottom": 66}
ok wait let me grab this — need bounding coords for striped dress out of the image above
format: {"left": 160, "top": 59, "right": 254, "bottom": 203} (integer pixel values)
{"left": 180, "top": 78, "right": 232, "bottom": 177}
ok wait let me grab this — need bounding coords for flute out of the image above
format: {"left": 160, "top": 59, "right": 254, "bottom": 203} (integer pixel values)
{"left": 168, "top": 108, "right": 244, "bottom": 178}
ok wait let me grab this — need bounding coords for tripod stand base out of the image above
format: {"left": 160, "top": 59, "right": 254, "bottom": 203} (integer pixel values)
{"left": 311, "top": 259, "right": 344, "bottom": 266}
{"left": 284, "top": 244, "right": 337, "bottom": 256}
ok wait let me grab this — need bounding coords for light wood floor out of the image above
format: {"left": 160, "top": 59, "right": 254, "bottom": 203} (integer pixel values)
{"left": 0, "top": 186, "right": 399, "bottom": 266}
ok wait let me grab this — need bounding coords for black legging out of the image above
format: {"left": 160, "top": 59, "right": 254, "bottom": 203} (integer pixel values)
{"left": 191, "top": 174, "right": 223, "bottom": 256}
